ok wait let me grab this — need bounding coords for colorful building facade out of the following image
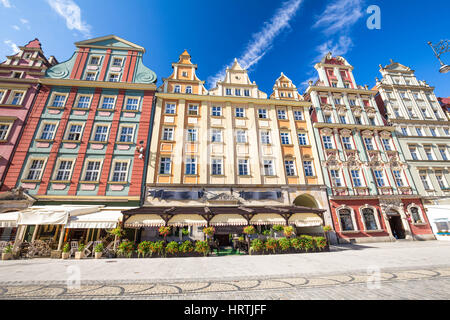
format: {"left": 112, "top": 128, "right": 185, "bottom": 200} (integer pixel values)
{"left": 305, "top": 53, "right": 434, "bottom": 243}
{"left": 375, "top": 61, "right": 449, "bottom": 240}
{"left": 123, "top": 52, "right": 333, "bottom": 244}
{"left": 1, "top": 35, "right": 157, "bottom": 248}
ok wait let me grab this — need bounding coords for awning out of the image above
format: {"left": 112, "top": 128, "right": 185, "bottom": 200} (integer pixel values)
{"left": 124, "top": 214, "right": 165, "bottom": 228}
{"left": 210, "top": 214, "right": 248, "bottom": 226}
{"left": 289, "top": 213, "right": 323, "bottom": 227}
{"left": 168, "top": 214, "right": 207, "bottom": 226}
{"left": 0, "top": 212, "right": 19, "bottom": 228}
{"left": 17, "top": 205, "right": 104, "bottom": 225}
{"left": 66, "top": 211, "right": 122, "bottom": 229}
{"left": 250, "top": 214, "right": 286, "bottom": 225}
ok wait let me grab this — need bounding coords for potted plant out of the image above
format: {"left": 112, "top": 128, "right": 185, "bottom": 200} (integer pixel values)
{"left": 165, "top": 241, "right": 179, "bottom": 257}
{"left": 278, "top": 238, "right": 291, "bottom": 253}
{"left": 290, "top": 238, "right": 301, "bottom": 252}
{"left": 283, "top": 226, "right": 294, "bottom": 238}
{"left": 179, "top": 240, "right": 194, "bottom": 256}
{"left": 249, "top": 239, "right": 264, "bottom": 255}
{"left": 299, "top": 235, "right": 314, "bottom": 252}
{"left": 61, "top": 243, "right": 70, "bottom": 259}
{"left": 107, "top": 226, "right": 125, "bottom": 252}
{"left": 2, "top": 245, "right": 13, "bottom": 260}
{"left": 181, "top": 228, "right": 190, "bottom": 238}
{"left": 75, "top": 243, "right": 85, "bottom": 259}
{"left": 137, "top": 241, "right": 151, "bottom": 258}
{"left": 243, "top": 225, "right": 256, "bottom": 251}
{"left": 194, "top": 240, "right": 210, "bottom": 257}
{"left": 262, "top": 230, "right": 271, "bottom": 237}
{"left": 151, "top": 240, "right": 165, "bottom": 257}
{"left": 117, "top": 241, "right": 135, "bottom": 258}
{"left": 158, "top": 226, "right": 171, "bottom": 243}
{"left": 94, "top": 243, "right": 104, "bottom": 259}
{"left": 272, "top": 225, "right": 284, "bottom": 238}
{"left": 314, "top": 236, "right": 327, "bottom": 251}
{"left": 265, "top": 238, "right": 278, "bottom": 254}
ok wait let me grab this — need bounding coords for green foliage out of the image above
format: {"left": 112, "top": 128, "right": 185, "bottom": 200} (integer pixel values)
{"left": 108, "top": 226, "right": 125, "bottom": 238}
{"left": 3, "top": 245, "right": 13, "bottom": 254}
{"left": 77, "top": 243, "right": 85, "bottom": 252}
{"left": 278, "top": 238, "right": 291, "bottom": 251}
{"left": 283, "top": 226, "right": 294, "bottom": 238}
{"left": 94, "top": 243, "right": 104, "bottom": 253}
{"left": 299, "top": 235, "right": 314, "bottom": 252}
{"left": 181, "top": 228, "right": 190, "bottom": 236}
{"left": 179, "top": 240, "right": 194, "bottom": 253}
{"left": 262, "top": 230, "right": 271, "bottom": 236}
{"left": 314, "top": 236, "right": 327, "bottom": 250}
{"left": 150, "top": 241, "right": 165, "bottom": 256}
{"left": 250, "top": 239, "right": 264, "bottom": 252}
{"left": 165, "top": 241, "right": 179, "bottom": 255}
{"left": 194, "top": 240, "right": 210, "bottom": 256}
{"left": 62, "top": 243, "right": 70, "bottom": 253}
{"left": 272, "top": 225, "right": 284, "bottom": 232}
{"left": 117, "top": 241, "right": 134, "bottom": 258}
{"left": 265, "top": 238, "right": 278, "bottom": 253}
{"left": 238, "top": 236, "right": 245, "bottom": 241}
{"left": 202, "top": 227, "right": 215, "bottom": 236}
{"left": 243, "top": 226, "right": 256, "bottom": 235}
{"left": 158, "top": 226, "right": 171, "bottom": 237}
{"left": 323, "top": 225, "right": 332, "bottom": 232}
{"left": 290, "top": 238, "right": 301, "bottom": 250}
{"left": 137, "top": 241, "right": 151, "bottom": 258}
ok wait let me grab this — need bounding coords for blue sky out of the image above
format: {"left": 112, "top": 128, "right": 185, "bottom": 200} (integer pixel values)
{"left": 1, "top": 0, "right": 449, "bottom": 97}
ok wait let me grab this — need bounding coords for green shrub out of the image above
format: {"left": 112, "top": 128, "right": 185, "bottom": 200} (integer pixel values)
{"left": 314, "top": 236, "right": 327, "bottom": 250}
{"left": 299, "top": 235, "right": 314, "bottom": 252}
{"left": 179, "top": 240, "right": 194, "bottom": 253}
{"left": 283, "top": 226, "right": 294, "bottom": 238}
{"left": 181, "top": 228, "right": 190, "bottom": 236}
{"left": 150, "top": 241, "right": 165, "bottom": 256}
{"left": 117, "top": 241, "right": 134, "bottom": 258}
{"left": 278, "top": 238, "right": 291, "bottom": 251}
{"left": 3, "top": 245, "right": 13, "bottom": 254}
{"left": 262, "top": 230, "right": 271, "bottom": 236}
{"left": 77, "top": 243, "right": 85, "bottom": 252}
{"left": 94, "top": 243, "right": 104, "bottom": 253}
{"left": 265, "top": 238, "right": 278, "bottom": 253}
{"left": 290, "top": 238, "right": 301, "bottom": 250}
{"left": 195, "top": 240, "right": 210, "bottom": 256}
{"left": 165, "top": 241, "right": 179, "bottom": 255}
{"left": 137, "top": 241, "right": 151, "bottom": 258}
{"left": 250, "top": 239, "right": 264, "bottom": 252}
{"left": 243, "top": 226, "right": 256, "bottom": 235}
{"left": 272, "top": 225, "right": 284, "bottom": 232}
{"left": 62, "top": 243, "right": 70, "bottom": 253}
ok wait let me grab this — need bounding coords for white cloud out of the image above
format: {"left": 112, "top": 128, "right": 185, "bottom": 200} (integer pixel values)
{"left": 12, "top": 25, "right": 20, "bottom": 31}
{"left": 208, "top": 0, "right": 303, "bottom": 88}
{"left": 46, "top": 0, "right": 91, "bottom": 36}
{"left": 4, "top": 40, "right": 20, "bottom": 54}
{"left": 313, "top": 0, "right": 364, "bottom": 35}
{"left": 20, "top": 18, "right": 29, "bottom": 24}
{"left": 316, "top": 35, "right": 354, "bottom": 58}
{"left": 0, "top": 0, "right": 11, "bottom": 8}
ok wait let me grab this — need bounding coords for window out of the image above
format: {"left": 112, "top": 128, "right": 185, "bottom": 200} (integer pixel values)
{"left": 393, "top": 170, "right": 404, "bottom": 187}
{"left": 50, "top": 94, "right": 66, "bottom": 107}
{"left": 174, "top": 85, "right": 181, "bottom": 93}
{"left": 260, "top": 131, "right": 271, "bottom": 144}
{"left": 66, "top": 124, "right": 83, "bottom": 141}
{"left": 39, "top": 123, "right": 56, "bottom": 140}
{"left": 344, "top": 83, "right": 350, "bottom": 88}
{"left": 439, "top": 147, "right": 448, "bottom": 161}
{"left": 211, "top": 129, "right": 222, "bottom": 142}
{"left": 26, "top": 159, "right": 45, "bottom": 180}
{"left": 188, "top": 104, "right": 198, "bottom": 116}
{"left": 108, "top": 73, "right": 119, "bottom": 82}
{"left": 280, "top": 132, "right": 291, "bottom": 145}
{"left": 89, "top": 56, "right": 100, "bottom": 65}
{"left": 277, "top": 110, "right": 287, "bottom": 120}
{"left": 211, "top": 106, "right": 222, "bottom": 117}
{"left": 284, "top": 160, "right": 296, "bottom": 176}
{"left": 416, "top": 128, "right": 423, "bottom": 136}
{"left": 408, "top": 108, "right": 415, "bottom": 118}
{"left": 185, "top": 158, "right": 197, "bottom": 175}
{"left": 351, "top": 170, "right": 362, "bottom": 187}
{"left": 330, "top": 169, "right": 342, "bottom": 187}
{"left": 162, "top": 127, "right": 173, "bottom": 141}
{"left": 182, "top": 71, "right": 188, "bottom": 77}
{"left": 409, "top": 147, "right": 419, "bottom": 160}
{"left": 75, "top": 95, "right": 91, "bottom": 109}
{"left": 331, "top": 82, "right": 337, "bottom": 88}
{"left": 55, "top": 160, "right": 73, "bottom": 181}
{"left": 355, "top": 116, "right": 362, "bottom": 125}
{"left": 112, "top": 162, "right": 128, "bottom": 182}
{"left": 211, "top": 158, "right": 223, "bottom": 175}
{"left": 119, "top": 126, "right": 134, "bottom": 143}
{"left": 263, "top": 159, "right": 275, "bottom": 176}
{"left": 101, "top": 96, "right": 115, "bottom": 110}
{"left": 410, "top": 207, "right": 422, "bottom": 223}
{"left": 364, "top": 138, "right": 374, "bottom": 150}
{"left": 430, "top": 128, "right": 437, "bottom": 137}
{"left": 334, "top": 98, "right": 341, "bottom": 105}
{"left": 421, "top": 108, "right": 428, "bottom": 118}
{"left": 303, "top": 161, "right": 314, "bottom": 177}
{"left": 435, "top": 173, "right": 448, "bottom": 190}
{"left": 85, "top": 72, "right": 96, "bottom": 81}
{"left": 0, "top": 123, "right": 10, "bottom": 140}
{"left": 382, "top": 139, "right": 392, "bottom": 151}
{"left": 226, "top": 88, "right": 232, "bottom": 96}
{"left": 323, "top": 136, "right": 333, "bottom": 149}
{"left": 187, "top": 128, "right": 197, "bottom": 142}
{"left": 349, "top": 99, "right": 356, "bottom": 106}
{"left": 159, "top": 157, "right": 171, "bottom": 175}
{"left": 112, "top": 57, "right": 122, "bottom": 67}
{"left": 235, "top": 107, "right": 245, "bottom": 118}
{"left": 235, "top": 89, "right": 241, "bottom": 96}
{"left": 368, "top": 117, "right": 376, "bottom": 126}
{"left": 298, "top": 133, "right": 308, "bottom": 146}
{"left": 164, "top": 103, "right": 176, "bottom": 114}
{"left": 339, "top": 115, "right": 346, "bottom": 124}
{"left": 258, "top": 109, "right": 267, "bottom": 119}
{"left": 294, "top": 110, "right": 303, "bottom": 121}
{"left": 244, "top": 89, "right": 250, "bottom": 97}
{"left": 445, "top": 128, "right": 450, "bottom": 136}
{"left": 185, "top": 86, "right": 192, "bottom": 94}
{"left": 424, "top": 147, "right": 434, "bottom": 160}
{"left": 401, "top": 127, "right": 408, "bottom": 136}
{"left": 238, "top": 159, "right": 249, "bottom": 176}
{"left": 419, "top": 171, "right": 431, "bottom": 190}
{"left": 339, "top": 209, "right": 354, "bottom": 231}
{"left": 362, "top": 208, "right": 378, "bottom": 231}
{"left": 394, "top": 108, "right": 401, "bottom": 118}
{"left": 125, "top": 97, "right": 139, "bottom": 111}
{"left": 342, "top": 136, "right": 352, "bottom": 150}
{"left": 93, "top": 125, "right": 109, "bottom": 142}
{"left": 374, "top": 170, "right": 385, "bottom": 187}
{"left": 324, "top": 114, "right": 332, "bottom": 123}
{"left": 83, "top": 161, "right": 101, "bottom": 182}
{"left": 236, "top": 130, "right": 247, "bottom": 143}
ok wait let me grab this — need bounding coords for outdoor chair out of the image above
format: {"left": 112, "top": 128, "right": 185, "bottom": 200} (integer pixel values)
{"left": 83, "top": 241, "right": 93, "bottom": 257}
{"left": 70, "top": 241, "right": 78, "bottom": 257}
{"left": 0, "top": 241, "right": 7, "bottom": 251}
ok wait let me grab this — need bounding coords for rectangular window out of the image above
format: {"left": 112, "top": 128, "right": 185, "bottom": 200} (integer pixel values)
{"left": 39, "top": 123, "right": 56, "bottom": 140}
{"left": 235, "top": 107, "right": 245, "bottom": 118}
{"left": 341, "top": 137, "right": 352, "bottom": 150}
{"left": 165, "top": 103, "right": 176, "bottom": 114}
{"left": 368, "top": 117, "right": 376, "bottom": 126}
{"left": 89, "top": 56, "right": 100, "bottom": 65}
{"left": 101, "top": 96, "right": 115, "bottom": 110}
{"left": 393, "top": 170, "right": 404, "bottom": 187}
{"left": 409, "top": 147, "right": 419, "bottom": 160}
{"left": 323, "top": 136, "right": 333, "bottom": 149}
{"left": 364, "top": 138, "right": 374, "bottom": 150}
{"left": 185, "top": 158, "right": 197, "bottom": 175}
{"left": 303, "top": 161, "right": 314, "bottom": 177}
{"left": 334, "top": 98, "right": 341, "bottom": 105}
{"left": 236, "top": 130, "right": 247, "bottom": 143}
{"left": 349, "top": 99, "right": 356, "bottom": 106}
{"left": 430, "top": 128, "right": 437, "bottom": 137}
{"left": 112, "top": 162, "right": 128, "bottom": 182}
{"left": 420, "top": 171, "right": 430, "bottom": 190}
{"left": 339, "top": 115, "right": 346, "bottom": 124}
{"left": 284, "top": 160, "right": 296, "bottom": 176}
{"left": 355, "top": 116, "right": 362, "bottom": 125}
{"left": 424, "top": 148, "right": 434, "bottom": 160}
{"left": 185, "top": 86, "right": 192, "bottom": 94}
{"left": 67, "top": 124, "right": 83, "bottom": 141}
{"left": 187, "top": 128, "right": 197, "bottom": 142}
{"left": 351, "top": 170, "right": 362, "bottom": 187}
{"left": 258, "top": 109, "right": 267, "bottom": 119}
{"left": 439, "top": 148, "right": 448, "bottom": 161}
{"left": 211, "top": 158, "right": 223, "bottom": 175}
{"left": 330, "top": 169, "right": 342, "bottom": 187}
{"left": 119, "top": 126, "right": 134, "bottom": 143}
{"left": 263, "top": 159, "right": 275, "bottom": 176}
{"left": 261, "top": 131, "right": 271, "bottom": 144}
{"left": 55, "top": 160, "right": 73, "bottom": 181}
{"left": 238, "top": 159, "right": 249, "bottom": 176}
{"left": 85, "top": 72, "right": 96, "bottom": 81}
{"left": 51, "top": 94, "right": 66, "bottom": 107}
{"left": 174, "top": 85, "right": 181, "bottom": 93}
{"left": 277, "top": 110, "right": 287, "bottom": 120}
{"left": 125, "top": 98, "right": 139, "bottom": 111}
{"left": 211, "top": 129, "right": 222, "bottom": 142}
{"left": 374, "top": 170, "right": 385, "bottom": 187}
{"left": 162, "top": 127, "right": 174, "bottom": 141}
{"left": 244, "top": 89, "right": 250, "bottom": 97}
{"left": 226, "top": 88, "right": 232, "bottom": 96}
{"left": 382, "top": 139, "right": 392, "bottom": 151}
{"left": 159, "top": 157, "right": 171, "bottom": 175}
{"left": 0, "top": 124, "right": 10, "bottom": 140}
{"left": 298, "top": 133, "right": 308, "bottom": 145}
{"left": 84, "top": 161, "right": 101, "bottom": 182}
{"left": 416, "top": 128, "right": 423, "bottom": 136}
{"left": 435, "top": 173, "right": 447, "bottom": 190}
{"left": 212, "top": 106, "right": 222, "bottom": 117}
{"left": 235, "top": 89, "right": 241, "bottom": 96}
{"left": 280, "top": 132, "right": 291, "bottom": 145}
{"left": 401, "top": 127, "right": 408, "bottom": 136}
{"left": 188, "top": 104, "right": 198, "bottom": 116}
{"left": 93, "top": 125, "right": 109, "bottom": 142}
{"left": 108, "top": 73, "right": 120, "bottom": 82}
{"left": 294, "top": 110, "right": 303, "bottom": 121}
{"left": 112, "top": 57, "right": 123, "bottom": 67}
{"left": 26, "top": 159, "right": 45, "bottom": 180}
{"left": 76, "top": 96, "right": 91, "bottom": 109}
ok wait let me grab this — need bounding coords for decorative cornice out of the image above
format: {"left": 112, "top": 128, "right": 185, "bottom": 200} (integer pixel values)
{"left": 39, "top": 78, "right": 157, "bottom": 90}
{"left": 313, "top": 122, "right": 396, "bottom": 131}
{"left": 306, "top": 86, "right": 376, "bottom": 95}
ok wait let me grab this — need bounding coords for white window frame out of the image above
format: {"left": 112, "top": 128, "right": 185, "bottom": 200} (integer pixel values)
{"left": 124, "top": 96, "right": 140, "bottom": 111}
{"left": 211, "top": 106, "right": 222, "bottom": 117}
{"left": 64, "top": 122, "right": 85, "bottom": 142}
{"left": 99, "top": 95, "right": 116, "bottom": 110}
{"left": 303, "top": 161, "right": 314, "bottom": 177}
{"left": 85, "top": 72, "right": 97, "bottom": 81}
{"left": 238, "top": 159, "right": 249, "bottom": 176}
{"left": 236, "top": 130, "right": 247, "bottom": 144}
{"left": 293, "top": 110, "right": 303, "bottom": 121}
{"left": 260, "top": 131, "right": 271, "bottom": 144}
{"left": 298, "top": 132, "right": 308, "bottom": 146}
{"left": 23, "top": 157, "right": 47, "bottom": 181}
{"left": 52, "top": 158, "right": 75, "bottom": 182}
{"left": 211, "top": 128, "right": 222, "bottom": 143}
{"left": 0, "top": 89, "right": 7, "bottom": 104}
{"left": 117, "top": 124, "right": 136, "bottom": 143}
{"left": 284, "top": 160, "right": 296, "bottom": 177}
{"left": 111, "top": 57, "right": 123, "bottom": 67}
{"left": 108, "top": 73, "right": 120, "bottom": 82}
{"left": 0, "top": 122, "right": 13, "bottom": 141}
{"left": 263, "top": 159, "right": 275, "bottom": 176}
{"left": 235, "top": 107, "right": 245, "bottom": 118}
{"left": 277, "top": 109, "right": 287, "bottom": 120}
{"left": 8, "top": 90, "right": 26, "bottom": 106}
{"left": 258, "top": 109, "right": 267, "bottom": 119}
{"left": 211, "top": 158, "right": 223, "bottom": 176}
{"left": 89, "top": 56, "right": 101, "bottom": 66}
{"left": 159, "top": 157, "right": 172, "bottom": 175}
{"left": 109, "top": 159, "right": 131, "bottom": 183}
{"left": 336, "top": 205, "right": 358, "bottom": 232}
{"left": 74, "top": 94, "right": 92, "bottom": 109}
{"left": 280, "top": 132, "right": 291, "bottom": 145}
{"left": 406, "top": 203, "right": 425, "bottom": 224}
{"left": 187, "top": 128, "right": 198, "bottom": 142}
{"left": 188, "top": 104, "right": 198, "bottom": 116}
{"left": 185, "top": 157, "right": 197, "bottom": 175}
{"left": 81, "top": 159, "right": 103, "bottom": 182}
{"left": 37, "top": 121, "right": 58, "bottom": 141}
{"left": 164, "top": 103, "right": 176, "bottom": 114}
{"left": 162, "top": 127, "right": 174, "bottom": 141}
{"left": 359, "top": 205, "right": 382, "bottom": 231}
{"left": 48, "top": 92, "right": 68, "bottom": 108}
{"left": 91, "top": 123, "right": 110, "bottom": 142}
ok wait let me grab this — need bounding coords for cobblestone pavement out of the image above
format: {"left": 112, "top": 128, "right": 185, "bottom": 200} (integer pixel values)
{"left": 1, "top": 266, "right": 449, "bottom": 299}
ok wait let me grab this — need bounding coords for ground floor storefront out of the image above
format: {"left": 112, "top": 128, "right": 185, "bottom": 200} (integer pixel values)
{"left": 329, "top": 196, "right": 435, "bottom": 243}
{"left": 424, "top": 200, "right": 450, "bottom": 241}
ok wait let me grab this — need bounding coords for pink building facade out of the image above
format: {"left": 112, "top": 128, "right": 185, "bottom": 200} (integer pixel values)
{"left": 0, "top": 39, "right": 57, "bottom": 188}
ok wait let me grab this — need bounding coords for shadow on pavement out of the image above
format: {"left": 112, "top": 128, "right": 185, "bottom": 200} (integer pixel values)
{"left": 330, "top": 243, "right": 376, "bottom": 252}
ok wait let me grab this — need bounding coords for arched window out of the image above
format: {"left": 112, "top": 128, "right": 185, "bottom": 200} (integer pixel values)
{"left": 410, "top": 207, "right": 421, "bottom": 223}
{"left": 338, "top": 209, "right": 354, "bottom": 231}
{"left": 362, "top": 208, "right": 378, "bottom": 230}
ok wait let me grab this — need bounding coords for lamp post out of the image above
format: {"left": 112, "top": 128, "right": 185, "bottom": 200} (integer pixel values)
{"left": 428, "top": 40, "right": 450, "bottom": 74}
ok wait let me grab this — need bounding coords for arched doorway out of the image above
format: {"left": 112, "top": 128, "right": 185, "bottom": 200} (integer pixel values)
{"left": 293, "top": 194, "right": 318, "bottom": 208}
{"left": 387, "top": 210, "right": 405, "bottom": 239}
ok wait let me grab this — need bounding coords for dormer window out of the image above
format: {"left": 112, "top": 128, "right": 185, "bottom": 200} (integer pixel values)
{"left": 226, "top": 88, "right": 232, "bottom": 95}
{"left": 112, "top": 57, "right": 123, "bottom": 67}
{"left": 235, "top": 89, "right": 241, "bottom": 96}
{"left": 244, "top": 89, "right": 250, "bottom": 96}
{"left": 174, "top": 85, "right": 181, "bottom": 93}
{"left": 89, "top": 56, "right": 100, "bottom": 65}
{"left": 23, "top": 53, "right": 32, "bottom": 59}
{"left": 185, "top": 86, "right": 192, "bottom": 94}
{"left": 108, "top": 73, "right": 119, "bottom": 82}
{"left": 182, "top": 71, "right": 188, "bottom": 77}
{"left": 12, "top": 72, "right": 22, "bottom": 79}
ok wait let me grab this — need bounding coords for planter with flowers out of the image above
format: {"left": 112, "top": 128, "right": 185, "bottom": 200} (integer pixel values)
{"left": 158, "top": 226, "right": 171, "bottom": 243}
{"left": 61, "top": 243, "right": 70, "bottom": 259}
{"left": 2, "top": 245, "right": 13, "bottom": 260}
{"left": 194, "top": 240, "right": 210, "bottom": 257}
{"left": 165, "top": 241, "right": 179, "bottom": 257}
{"left": 94, "top": 243, "right": 104, "bottom": 259}
{"left": 249, "top": 239, "right": 264, "bottom": 255}
{"left": 75, "top": 243, "right": 85, "bottom": 259}
{"left": 117, "top": 241, "right": 135, "bottom": 258}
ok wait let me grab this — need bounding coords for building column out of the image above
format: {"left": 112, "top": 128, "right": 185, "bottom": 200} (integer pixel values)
{"left": 57, "top": 227, "right": 65, "bottom": 250}
{"left": 31, "top": 225, "right": 39, "bottom": 242}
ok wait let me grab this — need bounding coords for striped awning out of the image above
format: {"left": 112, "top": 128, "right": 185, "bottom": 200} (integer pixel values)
{"left": 250, "top": 214, "right": 286, "bottom": 225}
{"left": 66, "top": 211, "right": 122, "bottom": 229}
{"left": 168, "top": 214, "right": 207, "bottom": 227}
{"left": 210, "top": 214, "right": 248, "bottom": 226}
{"left": 0, "top": 212, "right": 19, "bottom": 228}
{"left": 289, "top": 213, "right": 323, "bottom": 227}
{"left": 124, "top": 214, "right": 165, "bottom": 228}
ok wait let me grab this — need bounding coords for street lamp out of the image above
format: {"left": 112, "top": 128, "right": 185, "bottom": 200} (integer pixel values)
{"left": 428, "top": 40, "right": 450, "bottom": 74}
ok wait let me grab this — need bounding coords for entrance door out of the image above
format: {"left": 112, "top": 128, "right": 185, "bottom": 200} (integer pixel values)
{"left": 215, "top": 234, "right": 231, "bottom": 247}
{"left": 389, "top": 215, "right": 405, "bottom": 239}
